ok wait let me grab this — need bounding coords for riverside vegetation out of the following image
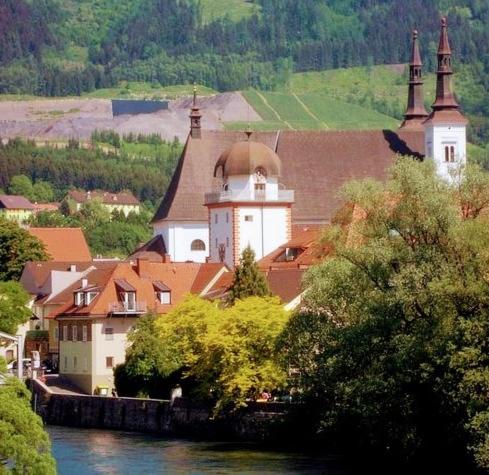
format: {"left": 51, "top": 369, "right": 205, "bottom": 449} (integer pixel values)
{"left": 117, "top": 159, "right": 489, "bottom": 472}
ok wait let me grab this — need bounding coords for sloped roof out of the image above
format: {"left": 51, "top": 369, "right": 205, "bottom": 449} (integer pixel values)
{"left": 0, "top": 195, "right": 34, "bottom": 210}
{"left": 152, "top": 129, "right": 424, "bottom": 224}
{"left": 28, "top": 228, "right": 92, "bottom": 262}
{"left": 128, "top": 235, "right": 167, "bottom": 262}
{"left": 67, "top": 190, "right": 140, "bottom": 206}
{"left": 53, "top": 261, "right": 227, "bottom": 319}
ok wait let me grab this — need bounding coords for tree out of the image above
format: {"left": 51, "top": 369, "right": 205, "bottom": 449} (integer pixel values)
{"left": 76, "top": 199, "right": 111, "bottom": 228}
{"left": 0, "top": 218, "right": 48, "bottom": 281}
{"left": 279, "top": 159, "right": 489, "bottom": 470}
{"left": 228, "top": 247, "right": 270, "bottom": 304}
{"left": 0, "top": 282, "right": 31, "bottom": 334}
{"left": 119, "top": 296, "right": 289, "bottom": 410}
{"left": 0, "top": 357, "right": 56, "bottom": 474}
{"left": 32, "top": 181, "right": 54, "bottom": 203}
{"left": 8, "top": 175, "right": 33, "bottom": 200}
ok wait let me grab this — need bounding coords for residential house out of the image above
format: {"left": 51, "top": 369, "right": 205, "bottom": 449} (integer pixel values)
{"left": 0, "top": 195, "right": 35, "bottom": 223}
{"left": 67, "top": 190, "right": 141, "bottom": 216}
{"left": 28, "top": 227, "right": 92, "bottom": 262}
{"left": 51, "top": 259, "right": 228, "bottom": 394}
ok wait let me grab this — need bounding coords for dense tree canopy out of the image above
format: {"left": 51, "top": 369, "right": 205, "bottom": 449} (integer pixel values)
{"left": 0, "top": 282, "right": 32, "bottom": 335}
{"left": 118, "top": 295, "right": 289, "bottom": 410}
{"left": 279, "top": 159, "right": 489, "bottom": 470}
{"left": 0, "top": 218, "right": 48, "bottom": 281}
{"left": 0, "top": 358, "right": 56, "bottom": 474}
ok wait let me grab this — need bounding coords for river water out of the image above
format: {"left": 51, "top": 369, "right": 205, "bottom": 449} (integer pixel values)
{"left": 48, "top": 426, "right": 347, "bottom": 474}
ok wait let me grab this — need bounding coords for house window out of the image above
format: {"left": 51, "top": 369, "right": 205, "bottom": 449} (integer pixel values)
{"left": 105, "top": 327, "right": 114, "bottom": 341}
{"left": 54, "top": 327, "right": 59, "bottom": 341}
{"left": 191, "top": 239, "right": 206, "bottom": 251}
{"left": 450, "top": 146, "right": 455, "bottom": 162}
{"left": 106, "top": 357, "right": 114, "bottom": 369}
{"left": 73, "top": 356, "right": 77, "bottom": 370}
{"left": 124, "top": 292, "right": 136, "bottom": 311}
{"left": 226, "top": 212, "right": 229, "bottom": 223}
{"left": 215, "top": 238, "right": 218, "bottom": 248}
{"left": 226, "top": 237, "right": 230, "bottom": 248}
{"left": 244, "top": 215, "right": 253, "bottom": 222}
{"left": 214, "top": 213, "right": 218, "bottom": 224}
{"left": 75, "top": 292, "right": 85, "bottom": 306}
{"left": 82, "top": 325, "right": 88, "bottom": 342}
{"left": 63, "top": 325, "right": 68, "bottom": 341}
{"left": 83, "top": 358, "right": 88, "bottom": 372}
{"left": 72, "top": 325, "right": 78, "bottom": 342}
{"left": 64, "top": 356, "right": 68, "bottom": 370}
{"left": 444, "top": 145, "right": 456, "bottom": 163}
{"left": 159, "top": 291, "right": 171, "bottom": 304}
{"left": 86, "top": 292, "right": 98, "bottom": 305}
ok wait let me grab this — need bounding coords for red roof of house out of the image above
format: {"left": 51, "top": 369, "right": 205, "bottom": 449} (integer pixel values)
{"left": 28, "top": 228, "right": 92, "bottom": 262}
{"left": 68, "top": 190, "right": 140, "bottom": 206}
{"left": 0, "top": 195, "right": 35, "bottom": 210}
{"left": 52, "top": 260, "right": 228, "bottom": 319}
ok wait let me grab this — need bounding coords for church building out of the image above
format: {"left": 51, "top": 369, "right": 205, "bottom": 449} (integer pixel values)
{"left": 152, "top": 18, "right": 467, "bottom": 266}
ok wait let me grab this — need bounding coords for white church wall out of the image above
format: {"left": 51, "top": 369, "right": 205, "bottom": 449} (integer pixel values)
{"left": 425, "top": 124, "right": 466, "bottom": 182}
{"left": 153, "top": 221, "right": 209, "bottom": 263}
{"left": 238, "top": 207, "right": 288, "bottom": 261}
{"left": 209, "top": 207, "right": 233, "bottom": 268}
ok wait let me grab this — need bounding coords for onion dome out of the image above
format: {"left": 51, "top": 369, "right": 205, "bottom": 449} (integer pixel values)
{"left": 214, "top": 141, "right": 281, "bottom": 178}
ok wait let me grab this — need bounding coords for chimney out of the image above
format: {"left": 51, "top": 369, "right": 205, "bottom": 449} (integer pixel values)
{"left": 70, "top": 264, "right": 77, "bottom": 272}
{"left": 163, "top": 254, "right": 172, "bottom": 263}
{"left": 136, "top": 258, "right": 151, "bottom": 277}
{"left": 81, "top": 278, "right": 88, "bottom": 288}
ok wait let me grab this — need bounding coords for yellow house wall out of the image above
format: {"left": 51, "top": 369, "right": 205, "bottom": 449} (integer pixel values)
{"left": 0, "top": 209, "right": 33, "bottom": 224}
{"left": 59, "top": 333, "right": 94, "bottom": 394}
{"left": 91, "top": 317, "right": 137, "bottom": 393}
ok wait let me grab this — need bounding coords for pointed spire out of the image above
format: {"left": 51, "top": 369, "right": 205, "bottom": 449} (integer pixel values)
{"left": 425, "top": 17, "right": 467, "bottom": 126}
{"left": 400, "top": 29, "right": 428, "bottom": 129}
{"left": 189, "top": 82, "right": 202, "bottom": 139}
{"left": 432, "top": 17, "right": 459, "bottom": 111}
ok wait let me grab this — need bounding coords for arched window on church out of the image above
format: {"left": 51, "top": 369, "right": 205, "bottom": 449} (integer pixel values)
{"left": 191, "top": 239, "right": 206, "bottom": 251}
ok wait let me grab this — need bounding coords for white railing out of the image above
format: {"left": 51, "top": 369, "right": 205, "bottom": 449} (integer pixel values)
{"left": 205, "top": 190, "right": 294, "bottom": 204}
{"left": 108, "top": 302, "right": 147, "bottom": 314}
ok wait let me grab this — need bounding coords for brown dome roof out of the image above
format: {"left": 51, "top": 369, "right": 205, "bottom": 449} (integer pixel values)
{"left": 214, "top": 141, "right": 281, "bottom": 178}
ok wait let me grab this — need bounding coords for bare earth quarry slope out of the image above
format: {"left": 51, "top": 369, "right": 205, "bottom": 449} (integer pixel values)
{"left": 0, "top": 92, "right": 261, "bottom": 143}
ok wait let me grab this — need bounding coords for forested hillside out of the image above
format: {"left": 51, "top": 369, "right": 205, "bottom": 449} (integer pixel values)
{"left": 0, "top": 0, "right": 488, "bottom": 139}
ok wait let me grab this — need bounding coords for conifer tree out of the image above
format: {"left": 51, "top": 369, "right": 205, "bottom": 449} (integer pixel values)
{"left": 228, "top": 246, "right": 270, "bottom": 305}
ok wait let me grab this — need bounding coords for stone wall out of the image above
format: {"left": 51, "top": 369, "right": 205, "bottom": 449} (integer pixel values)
{"left": 31, "top": 379, "right": 287, "bottom": 441}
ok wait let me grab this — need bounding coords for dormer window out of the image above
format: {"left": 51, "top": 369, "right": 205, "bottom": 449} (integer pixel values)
{"left": 274, "top": 247, "right": 304, "bottom": 263}
{"left": 75, "top": 292, "right": 85, "bottom": 306}
{"left": 114, "top": 279, "right": 137, "bottom": 311}
{"left": 153, "top": 281, "right": 171, "bottom": 304}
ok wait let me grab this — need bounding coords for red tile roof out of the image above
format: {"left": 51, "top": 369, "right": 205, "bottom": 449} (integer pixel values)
{"left": 52, "top": 260, "right": 227, "bottom": 319}
{"left": 28, "top": 228, "right": 92, "bottom": 262}
{"left": 152, "top": 129, "right": 424, "bottom": 224}
{"left": 68, "top": 190, "right": 140, "bottom": 206}
{"left": 0, "top": 195, "right": 35, "bottom": 210}
{"left": 33, "top": 203, "right": 60, "bottom": 213}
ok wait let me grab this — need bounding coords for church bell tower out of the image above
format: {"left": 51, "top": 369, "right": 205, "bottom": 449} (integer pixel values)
{"left": 424, "top": 17, "right": 468, "bottom": 182}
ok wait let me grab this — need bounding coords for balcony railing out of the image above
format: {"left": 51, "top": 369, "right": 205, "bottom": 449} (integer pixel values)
{"left": 205, "top": 190, "right": 294, "bottom": 204}
{"left": 108, "top": 302, "right": 147, "bottom": 314}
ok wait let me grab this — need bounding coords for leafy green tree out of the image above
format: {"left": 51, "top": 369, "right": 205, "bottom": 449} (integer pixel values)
{"left": 32, "top": 181, "right": 54, "bottom": 203}
{"left": 76, "top": 198, "right": 111, "bottom": 228}
{"left": 0, "top": 218, "right": 48, "bottom": 281}
{"left": 228, "top": 247, "right": 270, "bottom": 304}
{"left": 279, "top": 159, "right": 489, "bottom": 469}
{"left": 29, "top": 211, "right": 79, "bottom": 228}
{"left": 0, "top": 282, "right": 31, "bottom": 334}
{"left": 8, "top": 175, "right": 33, "bottom": 199}
{"left": 0, "top": 357, "right": 56, "bottom": 474}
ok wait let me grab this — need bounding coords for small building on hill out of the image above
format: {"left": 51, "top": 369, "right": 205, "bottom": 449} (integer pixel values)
{"left": 28, "top": 228, "right": 92, "bottom": 262}
{"left": 66, "top": 190, "right": 140, "bottom": 217}
{"left": 0, "top": 195, "right": 35, "bottom": 223}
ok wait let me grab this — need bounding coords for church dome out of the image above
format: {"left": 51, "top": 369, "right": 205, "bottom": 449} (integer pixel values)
{"left": 214, "top": 141, "right": 281, "bottom": 178}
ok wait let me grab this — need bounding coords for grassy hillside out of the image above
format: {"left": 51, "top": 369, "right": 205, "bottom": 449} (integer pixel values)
{"left": 199, "top": 0, "right": 259, "bottom": 23}
{"left": 232, "top": 89, "right": 399, "bottom": 131}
